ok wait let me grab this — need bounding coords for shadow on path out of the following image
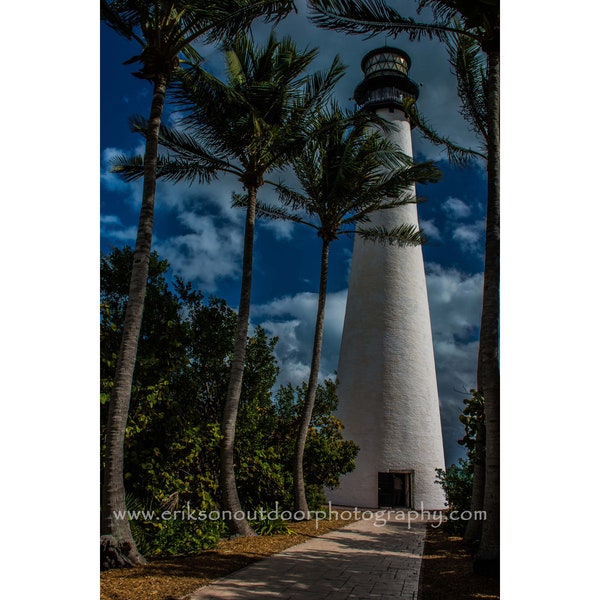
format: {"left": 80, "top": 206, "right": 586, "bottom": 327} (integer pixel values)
{"left": 189, "top": 518, "right": 426, "bottom": 600}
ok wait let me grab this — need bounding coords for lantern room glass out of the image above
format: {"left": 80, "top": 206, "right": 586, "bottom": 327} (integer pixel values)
{"left": 363, "top": 52, "right": 409, "bottom": 76}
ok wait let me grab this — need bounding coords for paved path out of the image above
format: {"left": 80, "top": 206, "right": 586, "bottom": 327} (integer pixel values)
{"left": 189, "top": 516, "right": 427, "bottom": 600}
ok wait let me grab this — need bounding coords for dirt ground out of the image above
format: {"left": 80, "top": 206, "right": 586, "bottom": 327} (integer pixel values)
{"left": 419, "top": 524, "right": 500, "bottom": 600}
{"left": 101, "top": 520, "right": 499, "bottom": 600}
{"left": 100, "top": 517, "right": 356, "bottom": 600}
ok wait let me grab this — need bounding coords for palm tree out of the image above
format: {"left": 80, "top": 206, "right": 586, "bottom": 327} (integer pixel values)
{"left": 248, "top": 106, "right": 441, "bottom": 515}
{"left": 114, "top": 32, "right": 344, "bottom": 536}
{"left": 308, "top": 0, "right": 500, "bottom": 573}
{"left": 100, "top": 0, "right": 295, "bottom": 563}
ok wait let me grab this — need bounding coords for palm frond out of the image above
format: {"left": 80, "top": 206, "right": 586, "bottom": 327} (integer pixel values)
{"left": 272, "top": 102, "right": 444, "bottom": 235}
{"left": 178, "top": 43, "right": 203, "bottom": 68}
{"left": 343, "top": 189, "right": 418, "bottom": 225}
{"left": 152, "top": 156, "right": 224, "bottom": 184}
{"left": 236, "top": 192, "right": 311, "bottom": 227}
{"left": 382, "top": 159, "right": 443, "bottom": 187}
{"left": 100, "top": 0, "right": 144, "bottom": 45}
{"left": 299, "top": 55, "right": 346, "bottom": 112}
{"left": 420, "top": 0, "right": 500, "bottom": 46}
{"left": 128, "top": 115, "right": 240, "bottom": 177}
{"left": 172, "top": 62, "right": 250, "bottom": 128}
{"left": 170, "top": 32, "right": 342, "bottom": 173}
{"left": 271, "top": 182, "right": 311, "bottom": 212}
{"left": 202, "top": 1, "right": 297, "bottom": 44}
{"left": 109, "top": 153, "right": 223, "bottom": 185}
{"left": 308, "top": 0, "right": 473, "bottom": 41}
{"left": 447, "top": 25, "right": 488, "bottom": 142}
{"left": 356, "top": 223, "right": 426, "bottom": 246}
{"left": 109, "top": 153, "right": 145, "bottom": 182}
{"left": 401, "top": 97, "right": 485, "bottom": 165}
{"left": 102, "top": 1, "right": 298, "bottom": 80}
{"left": 417, "top": 0, "right": 458, "bottom": 23}
{"left": 233, "top": 193, "right": 309, "bottom": 225}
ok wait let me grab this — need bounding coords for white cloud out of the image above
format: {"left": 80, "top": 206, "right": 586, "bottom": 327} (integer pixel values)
{"left": 100, "top": 145, "right": 254, "bottom": 290}
{"left": 153, "top": 173, "right": 246, "bottom": 227}
{"left": 100, "top": 144, "right": 247, "bottom": 225}
{"left": 100, "top": 214, "right": 137, "bottom": 244}
{"left": 276, "top": 360, "right": 312, "bottom": 388}
{"left": 426, "top": 264, "right": 484, "bottom": 462}
{"left": 442, "top": 196, "right": 472, "bottom": 219}
{"left": 427, "top": 263, "right": 483, "bottom": 336}
{"left": 260, "top": 219, "right": 296, "bottom": 241}
{"left": 419, "top": 217, "right": 441, "bottom": 241}
{"left": 451, "top": 219, "right": 486, "bottom": 254}
{"left": 253, "top": 289, "right": 348, "bottom": 389}
{"left": 259, "top": 319, "right": 302, "bottom": 355}
{"left": 100, "top": 214, "right": 120, "bottom": 225}
{"left": 154, "top": 210, "right": 244, "bottom": 291}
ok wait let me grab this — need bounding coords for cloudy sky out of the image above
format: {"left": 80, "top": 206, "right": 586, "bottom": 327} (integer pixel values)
{"left": 100, "top": 3, "right": 489, "bottom": 467}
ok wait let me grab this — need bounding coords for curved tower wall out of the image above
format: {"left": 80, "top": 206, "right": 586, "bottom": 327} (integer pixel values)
{"left": 328, "top": 50, "right": 446, "bottom": 510}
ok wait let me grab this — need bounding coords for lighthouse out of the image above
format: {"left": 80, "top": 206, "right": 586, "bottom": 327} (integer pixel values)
{"left": 328, "top": 47, "right": 446, "bottom": 510}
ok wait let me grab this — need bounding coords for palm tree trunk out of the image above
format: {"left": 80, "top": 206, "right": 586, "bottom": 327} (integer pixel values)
{"left": 100, "top": 74, "right": 168, "bottom": 564}
{"left": 474, "top": 49, "right": 500, "bottom": 576}
{"left": 219, "top": 184, "right": 259, "bottom": 537}
{"left": 293, "top": 239, "right": 330, "bottom": 516}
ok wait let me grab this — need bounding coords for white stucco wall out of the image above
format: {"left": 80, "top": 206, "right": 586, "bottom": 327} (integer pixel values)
{"left": 327, "top": 107, "right": 446, "bottom": 510}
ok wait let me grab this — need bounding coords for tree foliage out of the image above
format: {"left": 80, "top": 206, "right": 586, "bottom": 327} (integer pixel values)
{"left": 274, "top": 380, "right": 360, "bottom": 507}
{"left": 435, "top": 458, "right": 472, "bottom": 534}
{"left": 435, "top": 389, "right": 485, "bottom": 535}
{"left": 458, "top": 389, "right": 485, "bottom": 465}
{"left": 100, "top": 247, "right": 358, "bottom": 555}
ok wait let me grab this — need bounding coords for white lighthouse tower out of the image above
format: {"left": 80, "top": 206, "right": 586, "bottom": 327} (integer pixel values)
{"left": 329, "top": 47, "right": 446, "bottom": 511}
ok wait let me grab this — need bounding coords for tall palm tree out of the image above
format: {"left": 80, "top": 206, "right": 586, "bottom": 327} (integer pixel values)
{"left": 309, "top": 0, "right": 500, "bottom": 573}
{"left": 100, "top": 0, "right": 295, "bottom": 563}
{"left": 252, "top": 106, "right": 441, "bottom": 515}
{"left": 114, "top": 32, "right": 344, "bottom": 536}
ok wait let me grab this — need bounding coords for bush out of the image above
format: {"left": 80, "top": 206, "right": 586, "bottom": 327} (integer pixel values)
{"left": 435, "top": 458, "right": 473, "bottom": 534}
{"left": 250, "top": 516, "right": 296, "bottom": 536}
{"left": 305, "top": 484, "right": 327, "bottom": 511}
{"left": 126, "top": 494, "right": 226, "bottom": 557}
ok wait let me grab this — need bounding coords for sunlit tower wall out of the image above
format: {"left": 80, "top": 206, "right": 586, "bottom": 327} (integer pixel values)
{"left": 328, "top": 47, "right": 446, "bottom": 510}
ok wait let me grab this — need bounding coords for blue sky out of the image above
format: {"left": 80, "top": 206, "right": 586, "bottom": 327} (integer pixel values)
{"left": 100, "top": 5, "right": 488, "bottom": 467}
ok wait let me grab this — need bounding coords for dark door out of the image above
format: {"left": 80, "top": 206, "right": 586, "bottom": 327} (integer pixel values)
{"left": 378, "top": 472, "right": 394, "bottom": 507}
{"left": 393, "top": 473, "right": 410, "bottom": 508}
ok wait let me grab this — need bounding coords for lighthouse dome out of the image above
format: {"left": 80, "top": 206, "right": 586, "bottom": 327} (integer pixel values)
{"left": 354, "top": 46, "right": 420, "bottom": 109}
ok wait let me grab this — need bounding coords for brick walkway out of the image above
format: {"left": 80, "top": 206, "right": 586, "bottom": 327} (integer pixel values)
{"left": 188, "top": 516, "right": 427, "bottom": 600}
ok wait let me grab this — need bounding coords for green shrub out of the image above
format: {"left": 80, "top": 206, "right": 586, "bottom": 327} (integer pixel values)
{"left": 435, "top": 458, "right": 473, "bottom": 534}
{"left": 143, "top": 518, "right": 225, "bottom": 556}
{"left": 305, "top": 484, "right": 327, "bottom": 511}
{"left": 125, "top": 494, "right": 226, "bottom": 557}
{"left": 250, "top": 516, "right": 296, "bottom": 536}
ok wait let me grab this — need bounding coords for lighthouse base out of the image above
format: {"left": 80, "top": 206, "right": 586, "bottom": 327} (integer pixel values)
{"left": 327, "top": 463, "right": 447, "bottom": 511}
